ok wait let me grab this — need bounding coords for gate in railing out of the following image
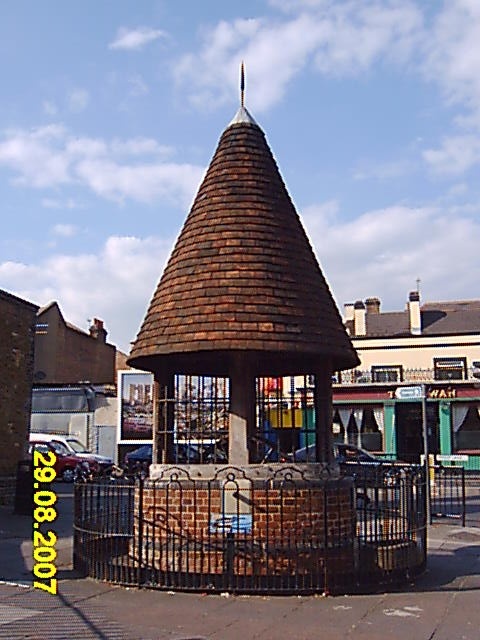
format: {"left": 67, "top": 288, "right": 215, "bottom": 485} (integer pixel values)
{"left": 429, "top": 466, "right": 466, "bottom": 526}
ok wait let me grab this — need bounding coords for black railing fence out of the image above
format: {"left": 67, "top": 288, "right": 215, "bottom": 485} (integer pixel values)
{"left": 429, "top": 465, "right": 466, "bottom": 526}
{"left": 74, "top": 464, "right": 427, "bottom": 595}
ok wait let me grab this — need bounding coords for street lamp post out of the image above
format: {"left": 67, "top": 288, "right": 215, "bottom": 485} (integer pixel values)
{"left": 421, "top": 383, "right": 431, "bottom": 523}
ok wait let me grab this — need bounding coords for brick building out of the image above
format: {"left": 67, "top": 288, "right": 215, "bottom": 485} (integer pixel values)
{"left": 31, "top": 302, "right": 117, "bottom": 456}
{"left": 0, "top": 289, "right": 38, "bottom": 502}
{"left": 34, "top": 302, "right": 114, "bottom": 384}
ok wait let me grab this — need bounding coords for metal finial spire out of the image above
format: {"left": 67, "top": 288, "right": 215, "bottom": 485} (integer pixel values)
{"left": 240, "top": 62, "right": 245, "bottom": 107}
{"left": 227, "top": 62, "right": 257, "bottom": 127}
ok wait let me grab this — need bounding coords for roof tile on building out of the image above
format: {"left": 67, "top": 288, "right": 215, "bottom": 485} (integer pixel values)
{"left": 365, "top": 312, "right": 410, "bottom": 337}
{"left": 351, "top": 299, "right": 480, "bottom": 338}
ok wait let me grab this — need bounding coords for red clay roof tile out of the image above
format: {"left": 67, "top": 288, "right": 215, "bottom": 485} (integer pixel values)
{"left": 128, "top": 115, "right": 359, "bottom": 375}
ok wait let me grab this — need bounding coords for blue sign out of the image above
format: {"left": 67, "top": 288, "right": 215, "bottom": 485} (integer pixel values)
{"left": 209, "top": 513, "right": 253, "bottom": 534}
{"left": 395, "top": 385, "right": 423, "bottom": 399}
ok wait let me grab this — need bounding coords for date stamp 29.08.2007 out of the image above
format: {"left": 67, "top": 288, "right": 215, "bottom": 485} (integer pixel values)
{"left": 32, "top": 449, "right": 58, "bottom": 595}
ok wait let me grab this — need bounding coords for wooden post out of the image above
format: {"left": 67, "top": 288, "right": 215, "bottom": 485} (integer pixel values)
{"left": 314, "top": 362, "right": 333, "bottom": 464}
{"left": 228, "top": 355, "right": 255, "bottom": 466}
{"left": 153, "top": 373, "right": 175, "bottom": 464}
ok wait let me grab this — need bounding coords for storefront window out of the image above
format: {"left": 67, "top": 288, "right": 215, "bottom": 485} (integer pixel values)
{"left": 360, "top": 407, "right": 382, "bottom": 451}
{"left": 340, "top": 406, "right": 383, "bottom": 451}
{"left": 453, "top": 405, "right": 480, "bottom": 451}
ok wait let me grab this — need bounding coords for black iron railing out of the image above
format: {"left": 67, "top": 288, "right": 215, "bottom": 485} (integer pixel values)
{"left": 429, "top": 465, "right": 466, "bottom": 526}
{"left": 74, "top": 464, "right": 426, "bottom": 595}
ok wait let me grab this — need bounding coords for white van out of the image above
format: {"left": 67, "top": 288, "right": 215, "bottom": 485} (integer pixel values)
{"left": 29, "top": 432, "right": 113, "bottom": 473}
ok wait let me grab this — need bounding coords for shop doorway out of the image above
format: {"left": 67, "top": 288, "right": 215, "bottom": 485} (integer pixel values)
{"left": 396, "top": 402, "right": 423, "bottom": 463}
{"left": 396, "top": 401, "right": 439, "bottom": 463}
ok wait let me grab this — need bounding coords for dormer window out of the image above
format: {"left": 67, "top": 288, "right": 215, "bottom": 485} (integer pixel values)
{"left": 371, "top": 365, "right": 403, "bottom": 383}
{"left": 434, "top": 357, "right": 467, "bottom": 381}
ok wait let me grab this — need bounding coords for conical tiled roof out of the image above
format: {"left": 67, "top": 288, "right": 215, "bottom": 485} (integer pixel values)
{"left": 128, "top": 107, "right": 359, "bottom": 375}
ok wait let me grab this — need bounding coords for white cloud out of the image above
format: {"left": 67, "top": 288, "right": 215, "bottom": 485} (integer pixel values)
{"left": 312, "top": 2, "right": 422, "bottom": 74}
{"left": 352, "top": 158, "right": 414, "bottom": 181}
{"left": 68, "top": 88, "right": 89, "bottom": 113}
{"left": 110, "top": 137, "right": 172, "bottom": 157}
{"left": 423, "top": 0, "right": 480, "bottom": 125}
{"left": 42, "top": 197, "right": 82, "bottom": 210}
{"left": 66, "top": 137, "right": 108, "bottom": 157}
{"left": 51, "top": 224, "right": 78, "bottom": 237}
{"left": 75, "top": 158, "right": 204, "bottom": 207}
{"left": 0, "top": 125, "right": 70, "bottom": 188}
{"left": 3, "top": 196, "right": 478, "bottom": 354}
{"left": 301, "top": 201, "right": 480, "bottom": 311}
{"left": 43, "top": 100, "right": 58, "bottom": 116}
{"left": 268, "top": 0, "right": 326, "bottom": 10}
{"left": 423, "top": 134, "right": 480, "bottom": 174}
{"left": 127, "top": 73, "right": 149, "bottom": 96}
{"left": 300, "top": 200, "right": 339, "bottom": 240}
{"left": 446, "top": 182, "right": 468, "bottom": 198}
{"left": 109, "top": 27, "right": 167, "bottom": 51}
{"left": 0, "top": 125, "right": 204, "bottom": 207}
{"left": 0, "top": 235, "right": 173, "bottom": 353}
{"left": 174, "top": 2, "right": 422, "bottom": 113}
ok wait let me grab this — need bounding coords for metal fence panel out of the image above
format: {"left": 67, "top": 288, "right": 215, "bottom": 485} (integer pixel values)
{"left": 74, "top": 465, "right": 426, "bottom": 595}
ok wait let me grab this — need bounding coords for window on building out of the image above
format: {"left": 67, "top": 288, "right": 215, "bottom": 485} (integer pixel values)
{"left": 434, "top": 357, "right": 467, "bottom": 381}
{"left": 332, "top": 408, "right": 344, "bottom": 443}
{"left": 360, "top": 407, "right": 383, "bottom": 451}
{"left": 31, "top": 388, "right": 92, "bottom": 412}
{"left": 371, "top": 365, "right": 403, "bottom": 383}
{"left": 453, "top": 405, "right": 480, "bottom": 451}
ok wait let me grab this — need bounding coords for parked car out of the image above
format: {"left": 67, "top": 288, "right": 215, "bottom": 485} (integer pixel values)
{"left": 29, "top": 433, "right": 113, "bottom": 476}
{"left": 289, "top": 442, "right": 399, "bottom": 481}
{"left": 29, "top": 441, "right": 89, "bottom": 482}
{"left": 123, "top": 438, "right": 229, "bottom": 473}
{"left": 335, "top": 443, "right": 402, "bottom": 484}
{"left": 289, "top": 442, "right": 390, "bottom": 464}
{"left": 335, "top": 442, "right": 391, "bottom": 464}
{"left": 124, "top": 445, "right": 152, "bottom": 474}
{"left": 288, "top": 442, "right": 401, "bottom": 509}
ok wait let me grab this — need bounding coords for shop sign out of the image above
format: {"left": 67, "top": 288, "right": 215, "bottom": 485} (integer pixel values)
{"left": 428, "top": 387, "right": 456, "bottom": 399}
{"left": 394, "top": 385, "right": 423, "bottom": 399}
{"left": 209, "top": 514, "right": 253, "bottom": 534}
{"left": 437, "top": 454, "right": 468, "bottom": 462}
{"left": 389, "top": 386, "right": 457, "bottom": 400}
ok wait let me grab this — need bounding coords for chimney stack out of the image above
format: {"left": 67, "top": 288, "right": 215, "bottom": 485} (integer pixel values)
{"left": 344, "top": 302, "right": 355, "bottom": 322}
{"left": 408, "top": 291, "right": 421, "bottom": 335}
{"left": 365, "top": 297, "right": 381, "bottom": 314}
{"left": 353, "top": 300, "right": 366, "bottom": 336}
{"left": 89, "top": 318, "right": 107, "bottom": 342}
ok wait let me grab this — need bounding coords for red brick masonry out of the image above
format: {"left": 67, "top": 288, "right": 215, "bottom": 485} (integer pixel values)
{"left": 134, "top": 476, "right": 356, "bottom": 578}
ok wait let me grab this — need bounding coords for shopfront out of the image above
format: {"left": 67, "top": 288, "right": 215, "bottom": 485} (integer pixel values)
{"left": 333, "top": 383, "right": 480, "bottom": 470}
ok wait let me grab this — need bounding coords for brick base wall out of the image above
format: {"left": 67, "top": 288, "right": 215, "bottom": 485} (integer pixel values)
{"left": 0, "top": 475, "right": 17, "bottom": 506}
{"left": 133, "top": 476, "right": 355, "bottom": 579}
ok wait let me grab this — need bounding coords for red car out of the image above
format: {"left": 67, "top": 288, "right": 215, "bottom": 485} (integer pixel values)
{"left": 29, "top": 441, "right": 89, "bottom": 482}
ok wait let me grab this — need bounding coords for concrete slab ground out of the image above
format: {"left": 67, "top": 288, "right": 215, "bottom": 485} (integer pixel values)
{"left": 1, "top": 482, "right": 479, "bottom": 640}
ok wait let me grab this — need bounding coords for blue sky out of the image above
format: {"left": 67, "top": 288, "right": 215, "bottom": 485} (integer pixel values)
{"left": 1, "top": 0, "right": 480, "bottom": 353}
